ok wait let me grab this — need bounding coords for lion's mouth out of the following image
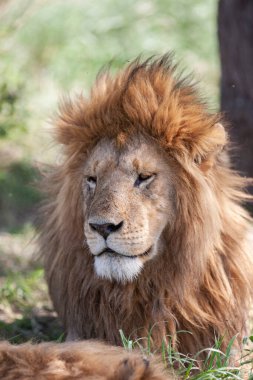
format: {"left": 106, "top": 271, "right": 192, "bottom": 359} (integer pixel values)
{"left": 96, "top": 247, "right": 152, "bottom": 259}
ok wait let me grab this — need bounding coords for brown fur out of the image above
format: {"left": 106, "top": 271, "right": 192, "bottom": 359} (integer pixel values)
{"left": 0, "top": 340, "right": 172, "bottom": 380}
{"left": 39, "top": 55, "right": 253, "bottom": 355}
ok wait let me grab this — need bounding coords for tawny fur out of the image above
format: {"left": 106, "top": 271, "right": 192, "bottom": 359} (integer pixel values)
{"left": 38, "top": 55, "right": 253, "bottom": 355}
{"left": 0, "top": 340, "right": 172, "bottom": 380}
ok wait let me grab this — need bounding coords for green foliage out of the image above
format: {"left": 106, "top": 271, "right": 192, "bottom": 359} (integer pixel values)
{"left": 0, "top": 161, "right": 41, "bottom": 231}
{"left": 0, "top": 0, "right": 219, "bottom": 230}
{"left": 1, "top": 0, "right": 219, "bottom": 97}
{"left": 0, "top": 81, "right": 26, "bottom": 139}
{"left": 0, "top": 268, "right": 63, "bottom": 343}
{"left": 119, "top": 330, "right": 253, "bottom": 379}
{"left": 0, "top": 268, "right": 44, "bottom": 309}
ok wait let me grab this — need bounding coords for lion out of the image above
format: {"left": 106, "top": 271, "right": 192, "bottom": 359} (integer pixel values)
{"left": 38, "top": 55, "right": 253, "bottom": 355}
{"left": 0, "top": 340, "right": 171, "bottom": 380}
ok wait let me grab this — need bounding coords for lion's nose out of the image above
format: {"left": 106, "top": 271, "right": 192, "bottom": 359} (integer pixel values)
{"left": 89, "top": 221, "right": 123, "bottom": 239}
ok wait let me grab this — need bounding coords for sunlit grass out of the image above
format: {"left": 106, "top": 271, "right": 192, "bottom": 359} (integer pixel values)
{"left": 0, "top": 268, "right": 45, "bottom": 310}
{"left": 120, "top": 329, "right": 253, "bottom": 379}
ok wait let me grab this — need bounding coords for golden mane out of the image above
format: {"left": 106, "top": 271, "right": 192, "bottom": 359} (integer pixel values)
{"left": 39, "top": 55, "right": 253, "bottom": 355}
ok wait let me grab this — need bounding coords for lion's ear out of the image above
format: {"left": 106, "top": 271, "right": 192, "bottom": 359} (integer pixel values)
{"left": 195, "top": 123, "right": 227, "bottom": 172}
{"left": 207, "top": 122, "right": 227, "bottom": 150}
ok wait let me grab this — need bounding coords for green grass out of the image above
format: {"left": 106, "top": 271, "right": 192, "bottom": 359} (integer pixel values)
{"left": 0, "top": 268, "right": 44, "bottom": 309}
{"left": 119, "top": 330, "right": 253, "bottom": 379}
{"left": 0, "top": 267, "right": 63, "bottom": 343}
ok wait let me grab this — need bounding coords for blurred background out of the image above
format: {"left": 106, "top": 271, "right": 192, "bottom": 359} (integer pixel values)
{"left": 0, "top": 0, "right": 251, "bottom": 343}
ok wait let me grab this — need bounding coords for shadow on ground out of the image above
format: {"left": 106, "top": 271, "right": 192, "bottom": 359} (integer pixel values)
{"left": 0, "top": 263, "right": 63, "bottom": 343}
{"left": 0, "top": 312, "right": 63, "bottom": 344}
{"left": 0, "top": 160, "right": 42, "bottom": 233}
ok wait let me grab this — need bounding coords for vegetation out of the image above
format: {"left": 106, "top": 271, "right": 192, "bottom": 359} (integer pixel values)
{"left": 120, "top": 330, "right": 253, "bottom": 379}
{"left": 0, "top": 0, "right": 252, "bottom": 378}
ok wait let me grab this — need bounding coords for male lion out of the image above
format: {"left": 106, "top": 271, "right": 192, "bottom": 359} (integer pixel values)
{"left": 39, "top": 55, "right": 253, "bottom": 355}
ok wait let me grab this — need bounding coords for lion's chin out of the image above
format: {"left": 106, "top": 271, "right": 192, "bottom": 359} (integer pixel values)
{"left": 94, "top": 255, "right": 143, "bottom": 283}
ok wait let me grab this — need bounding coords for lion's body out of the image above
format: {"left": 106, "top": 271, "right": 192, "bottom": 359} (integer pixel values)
{"left": 0, "top": 341, "right": 171, "bottom": 380}
{"left": 39, "top": 56, "right": 253, "bottom": 355}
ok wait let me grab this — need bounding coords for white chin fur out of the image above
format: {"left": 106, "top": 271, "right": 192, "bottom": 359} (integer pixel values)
{"left": 94, "top": 255, "right": 143, "bottom": 283}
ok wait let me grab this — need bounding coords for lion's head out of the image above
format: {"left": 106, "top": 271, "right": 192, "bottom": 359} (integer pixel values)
{"left": 40, "top": 55, "right": 252, "bottom": 354}
{"left": 83, "top": 135, "right": 175, "bottom": 282}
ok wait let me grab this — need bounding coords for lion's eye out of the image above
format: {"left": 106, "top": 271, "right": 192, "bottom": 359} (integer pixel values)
{"left": 87, "top": 176, "right": 97, "bottom": 189}
{"left": 134, "top": 173, "right": 155, "bottom": 187}
{"left": 194, "top": 156, "right": 202, "bottom": 165}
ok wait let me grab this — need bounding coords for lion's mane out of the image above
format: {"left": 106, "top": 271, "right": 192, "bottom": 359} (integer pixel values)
{"left": 39, "top": 55, "right": 253, "bottom": 355}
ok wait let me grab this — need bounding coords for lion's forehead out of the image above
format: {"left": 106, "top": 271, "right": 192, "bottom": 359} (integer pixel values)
{"left": 85, "top": 136, "right": 169, "bottom": 177}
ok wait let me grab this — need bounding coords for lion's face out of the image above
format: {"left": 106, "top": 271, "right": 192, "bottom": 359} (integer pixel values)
{"left": 83, "top": 134, "right": 175, "bottom": 282}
